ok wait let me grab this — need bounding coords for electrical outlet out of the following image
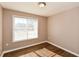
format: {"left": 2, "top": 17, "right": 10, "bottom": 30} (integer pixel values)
{"left": 6, "top": 43, "right": 9, "bottom": 46}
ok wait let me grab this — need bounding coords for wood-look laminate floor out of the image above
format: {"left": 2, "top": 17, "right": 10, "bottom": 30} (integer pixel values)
{"left": 3, "top": 42, "right": 77, "bottom": 57}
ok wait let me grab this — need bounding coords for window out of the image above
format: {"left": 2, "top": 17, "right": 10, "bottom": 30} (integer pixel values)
{"left": 13, "top": 16, "right": 38, "bottom": 42}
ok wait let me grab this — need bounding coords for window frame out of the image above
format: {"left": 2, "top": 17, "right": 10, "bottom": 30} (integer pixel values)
{"left": 12, "top": 15, "right": 38, "bottom": 42}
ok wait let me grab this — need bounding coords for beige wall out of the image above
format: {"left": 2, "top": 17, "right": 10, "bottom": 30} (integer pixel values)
{"left": 48, "top": 7, "right": 79, "bottom": 54}
{"left": 3, "top": 9, "right": 47, "bottom": 51}
{"left": 0, "top": 5, "right": 2, "bottom": 55}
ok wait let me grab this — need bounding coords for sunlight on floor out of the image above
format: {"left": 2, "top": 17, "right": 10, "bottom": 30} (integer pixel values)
{"left": 20, "top": 48, "right": 62, "bottom": 57}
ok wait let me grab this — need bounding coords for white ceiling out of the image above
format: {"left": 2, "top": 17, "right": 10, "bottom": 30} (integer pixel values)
{"left": 0, "top": 2, "right": 79, "bottom": 17}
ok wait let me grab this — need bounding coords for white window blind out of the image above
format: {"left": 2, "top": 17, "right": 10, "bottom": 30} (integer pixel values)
{"left": 13, "top": 16, "right": 38, "bottom": 42}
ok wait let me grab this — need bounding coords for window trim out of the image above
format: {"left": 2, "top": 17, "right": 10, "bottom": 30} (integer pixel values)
{"left": 12, "top": 15, "right": 38, "bottom": 42}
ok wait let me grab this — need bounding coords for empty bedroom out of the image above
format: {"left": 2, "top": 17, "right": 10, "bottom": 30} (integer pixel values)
{"left": 0, "top": 1, "right": 79, "bottom": 57}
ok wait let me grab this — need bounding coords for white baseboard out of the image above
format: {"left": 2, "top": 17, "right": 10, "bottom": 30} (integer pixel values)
{"left": 46, "top": 41, "right": 79, "bottom": 57}
{"left": 1, "top": 41, "right": 47, "bottom": 57}
{"left": 1, "top": 40, "right": 79, "bottom": 57}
